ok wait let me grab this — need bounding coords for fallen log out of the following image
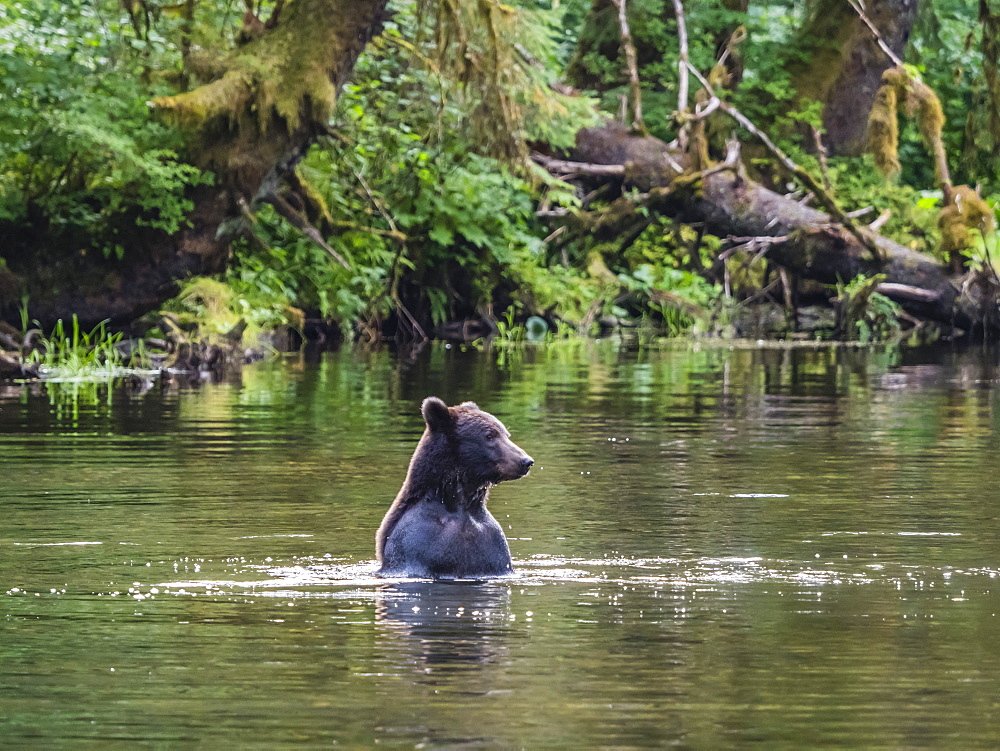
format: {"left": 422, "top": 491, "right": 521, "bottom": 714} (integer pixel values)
{"left": 558, "top": 123, "right": 992, "bottom": 334}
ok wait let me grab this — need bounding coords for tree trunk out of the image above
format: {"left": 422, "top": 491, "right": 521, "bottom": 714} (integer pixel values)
{"left": 1, "top": 0, "right": 389, "bottom": 328}
{"left": 788, "top": 0, "right": 919, "bottom": 157}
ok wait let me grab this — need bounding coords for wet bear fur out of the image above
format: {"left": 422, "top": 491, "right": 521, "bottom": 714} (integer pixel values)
{"left": 375, "top": 397, "right": 534, "bottom": 579}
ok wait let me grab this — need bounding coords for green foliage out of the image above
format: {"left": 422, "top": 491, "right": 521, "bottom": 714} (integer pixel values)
{"left": 835, "top": 274, "right": 903, "bottom": 343}
{"left": 0, "top": 1, "right": 210, "bottom": 244}
{"left": 620, "top": 263, "right": 722, "bottom": 335}
{"left": 231, "top": 205, "right": 394, "bottom": 330}
{"left": 161, "top": 276, "right": 300, "bottom": 344}
{"left": 826, "top": 156, "right": 940, "bottom": 249}
{"left": 495, "top": 307, "right": 527, "bottom": 342}
{"left": 230, "top": 12, "right": 574, "bottom": 332}
{"left": 948, "top": 219, "right": 1000, "bottom": 276}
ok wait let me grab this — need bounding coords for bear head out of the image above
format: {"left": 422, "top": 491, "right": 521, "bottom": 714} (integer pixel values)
{"left": 419, "top": 396, "right": 534, "bottom": 486}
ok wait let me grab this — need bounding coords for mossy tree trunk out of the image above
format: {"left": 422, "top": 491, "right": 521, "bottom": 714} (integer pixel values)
{"left": 788, "top": 0, "right": 919, "bottom": 156}
{"left": 3, "top": 0, "right": 389, "bottom": 328}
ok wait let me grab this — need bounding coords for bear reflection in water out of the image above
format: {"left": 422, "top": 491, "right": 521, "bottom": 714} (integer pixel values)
{"left": 375, "top": 581, "right": 512, "bottom": 667}
{"left": 375, "top": 397, "right": 534, "bottom": 579}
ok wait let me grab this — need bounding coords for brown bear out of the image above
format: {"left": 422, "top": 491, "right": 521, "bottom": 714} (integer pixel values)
{"left": 375, "top": 397, "right": 534, "bottom": 579}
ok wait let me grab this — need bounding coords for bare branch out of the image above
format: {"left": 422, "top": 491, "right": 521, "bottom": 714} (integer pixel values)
{"left": 721, "top": 235, "right": 790, "bottom": 260}
{"left": 869, "top": 209, "right": 891, "bottom": 232}
{"left": 354, "top": 168, "right": 400, "bottom": 236}
{"left": 672, "top": 0, "right": 690, "bottom": 142}
{"left": 611, "top": 0, "right": 645, "bottom": 133}
{"left": 847, "top": 0, "right": 904, "bottom": 68}
{"left": 811, "top": 126, "right": 832, "bottom": 194}
{"left": 876, "top": 283, "right": 942, "bottom": 303}
{"left": 531, "top": 152, "right": 627, "bottom": 177}
{"left": 262, "top": 193, "right": 351, "bottom": 269}
{"left": 394, "top": 299, "right": 428, "bottom": 341}
{"left": 694, "top": 96, "right": 721, "bottom": 119}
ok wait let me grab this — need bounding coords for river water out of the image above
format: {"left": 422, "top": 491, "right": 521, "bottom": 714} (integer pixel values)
{"left": 3, "top": 341, "right": 1000, "bottom": 747}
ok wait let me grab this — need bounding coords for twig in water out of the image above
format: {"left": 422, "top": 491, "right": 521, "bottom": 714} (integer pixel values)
{"left": 394, "top": 299, "right": 428, "bottom": 342}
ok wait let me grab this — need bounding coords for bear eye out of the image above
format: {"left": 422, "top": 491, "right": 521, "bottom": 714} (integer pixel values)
{"left": 486, "top": 430, "right": 499, "bottom": 441}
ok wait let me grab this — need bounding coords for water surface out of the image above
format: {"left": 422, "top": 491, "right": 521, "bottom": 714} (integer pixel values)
{"left": 3, "top": 341, "right": 1000, "bottom": 747}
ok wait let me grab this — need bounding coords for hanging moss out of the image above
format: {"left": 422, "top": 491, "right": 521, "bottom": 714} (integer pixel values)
{"left": 906, "top": 79, "right": 948, "bottom": 188}
{"left": 866, "top": 83, "right": 900, "bottom": 179}
{"left": 867, "top": 66, "right": 949, "bottom": 188}
{"left": 866, "top": 67, "right": 991, "bottom": 270}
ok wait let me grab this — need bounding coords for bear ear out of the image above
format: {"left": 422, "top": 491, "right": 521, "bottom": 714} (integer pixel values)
{"left": 458, "top": 401, "right": 479, "bottom": 410}
{"left": 421, "top": 396, "right": 454, "bottom": 433}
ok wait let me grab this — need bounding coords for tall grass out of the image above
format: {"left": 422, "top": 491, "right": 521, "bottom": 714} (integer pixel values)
{"left": 26, "top": 316, "right": 128, "bottom": 379}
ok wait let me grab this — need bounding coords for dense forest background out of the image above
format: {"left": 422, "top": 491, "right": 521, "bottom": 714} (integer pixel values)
{"left": 2, "top": 0, "right": 999, "bottom": 345}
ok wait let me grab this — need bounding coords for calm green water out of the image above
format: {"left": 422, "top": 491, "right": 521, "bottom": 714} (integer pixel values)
{"left": 3, "top": 341, "right": 1000, "bottom": 748}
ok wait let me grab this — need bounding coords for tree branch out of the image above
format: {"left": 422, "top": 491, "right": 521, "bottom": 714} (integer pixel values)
{"left": 847, "top": 0, "right": 904, "bottom": 68}
{"left": 671, "top": 0, "right": 690, "bottom": 149}
{"left": 611, "top": 0, "right": 645, "bottom": 134}
{"left": 261, "top": 192, "right": 351, "bottom": 269}
{"left": 531, "top": 152, "right": 626, "bottom": 177}
{"left": 876, "top": 282, "right": 942, "bottom": 303}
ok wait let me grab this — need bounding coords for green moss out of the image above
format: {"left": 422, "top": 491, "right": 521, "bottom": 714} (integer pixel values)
{"left": 868, "top": 67, "right": 949, "bottom": 188}
{"left": 787, "top": 0, "right": 857, "bottom": 105}
{"left": 938, "top": 185, "right": 995, "bottom": 260}
{"left": 867, "top": 84, "right": 900, "bottom": 179}
{"left": 153, "top": 0, "right": 374, "bottom": 158}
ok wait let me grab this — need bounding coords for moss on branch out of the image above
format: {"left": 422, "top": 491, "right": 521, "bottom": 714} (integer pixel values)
{"left": 152, "top": 0, "right": 387, "bottom": 172}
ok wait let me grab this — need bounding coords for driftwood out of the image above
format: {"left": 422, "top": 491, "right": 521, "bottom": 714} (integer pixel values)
{"left": 536, "top": 123, "right": 993, "bottom": 334}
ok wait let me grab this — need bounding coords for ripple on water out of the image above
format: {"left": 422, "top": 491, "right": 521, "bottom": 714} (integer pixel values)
{"left": 138, "top": 552, "right": 1000, "bottom": 600}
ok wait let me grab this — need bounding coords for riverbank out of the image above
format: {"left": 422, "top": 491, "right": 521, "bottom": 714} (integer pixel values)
{"left": 0, "top": 292, "right": 958, "bottom": 385}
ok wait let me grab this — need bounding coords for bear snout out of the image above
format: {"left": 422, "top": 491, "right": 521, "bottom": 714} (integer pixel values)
{"left": 518, "top": 455, "right": 534, "bottom": 476}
